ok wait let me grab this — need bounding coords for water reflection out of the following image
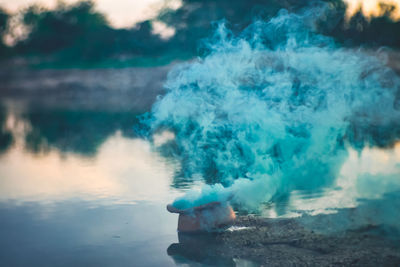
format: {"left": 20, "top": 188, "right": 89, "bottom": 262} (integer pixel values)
{"left": 0, "top": 102, "right": 185, "bottom": 266}
{"left": 297, "top": 190, "right": 400, "bottom": 237}
{"left": 262, "top": 143, "right": 400, "bottom": 221}
{"left": 167, "top": 233, "right": 237, "bottom": 266}
{"left": 0, "top": 109, "right": 180, "bottom": 204}
{"left": 3, "top": 100, "right": 399, "bottom": 214}
{"left": 0, "top": 102, "right": 252, "bottom": 265}
{"left": 23, "top": 108, "right": 139, "bottom": 156}
{"left": 1, "top": 98, "right": 400, "bottom": 265}
{"left": 0, "top": 200, "right": 178, "bottom": 267}
{"left": 0, "top": 105, "right": 13, "bottom": 153}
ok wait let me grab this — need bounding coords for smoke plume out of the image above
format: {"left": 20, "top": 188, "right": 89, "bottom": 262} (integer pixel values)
{"left": 146, "top": 5, "right": 400, "bottom": 214}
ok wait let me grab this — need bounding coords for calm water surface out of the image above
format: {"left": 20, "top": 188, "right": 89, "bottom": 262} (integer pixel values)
{"left": 0, "top": 95, "right": 399, "bottom": 266}
{"left": 0, "top": 99, "right": 188, "bottom": 266}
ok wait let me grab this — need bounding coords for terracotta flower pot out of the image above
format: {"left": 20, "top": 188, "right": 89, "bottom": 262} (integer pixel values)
{"left": 167, "top": 201, "right": 236, "bottom": 232}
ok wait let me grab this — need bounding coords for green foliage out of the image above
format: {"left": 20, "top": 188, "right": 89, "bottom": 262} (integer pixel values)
{"left": 319, "top": 2, "right": 400, "bottom": 48}
{"left": 0, "top": 105, "right": 13, "bottom": 153}
{"left": 161, "top": 0, "right": 400, "bottom": 53}
{"left": 3, "top": 0, "right": 400, "bottom": 66}
{"left": 15, "top": 1, "right": 166, "bottom": 63}
{"left": 158, "top": 0, "right": 311, "bottom": 55}
{"left": 0, "top": 7, "right": 9, "bottom": 57}
{"left": 0, "top": 7, "right": 8, "bottom": 33}
{"left": 18, "top": 2, "right": 108, "bottom": 55}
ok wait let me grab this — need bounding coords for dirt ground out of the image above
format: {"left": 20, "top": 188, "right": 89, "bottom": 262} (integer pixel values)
{"left": 168, "top": 214, "right": 400, "bottom": 266}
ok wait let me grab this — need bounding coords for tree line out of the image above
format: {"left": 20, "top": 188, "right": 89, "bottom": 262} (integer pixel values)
{"left": 0, "top": 0, "right": 398, "bottom": 65}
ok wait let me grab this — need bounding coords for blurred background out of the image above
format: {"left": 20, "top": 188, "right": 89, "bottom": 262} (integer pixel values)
{"left": 0, "top": 0, "right": 399, "bottom": 266}
{"left": 0, "top": 0, "right": 399, "bottom": 154}
{"left": 0, "top": 0, "right": 399, "bottom": 67}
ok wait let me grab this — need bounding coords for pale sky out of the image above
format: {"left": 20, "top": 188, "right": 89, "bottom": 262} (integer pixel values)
{"left": 344, "top": 0, "right": 400, "bottom": 20}
{"left": 0, "top": 0, "right": 182, "bottom": 28}
{"left": 1, "top": 0, "right": 399, "bottom": 28}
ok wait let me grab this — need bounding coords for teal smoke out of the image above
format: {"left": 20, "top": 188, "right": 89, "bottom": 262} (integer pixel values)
{"left": 146, "top": 7, "right": 400, "bottom": 211}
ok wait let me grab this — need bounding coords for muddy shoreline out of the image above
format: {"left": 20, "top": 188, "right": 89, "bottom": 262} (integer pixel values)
{"left": 168, "top": 214, "right": 400, "bottom": 266}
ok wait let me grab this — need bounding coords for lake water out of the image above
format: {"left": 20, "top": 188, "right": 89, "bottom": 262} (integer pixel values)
{"left": 0, "top": 99, "right": 186, "bottom": 266}
{"left": 0, "top": 91, "right": 258, "bottom": 266}
{"left": 0, "top": 67, "right": 399, "bottom": 266}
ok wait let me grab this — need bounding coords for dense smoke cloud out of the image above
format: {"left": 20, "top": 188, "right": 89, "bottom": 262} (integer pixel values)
{"left": 147, "top": 5, "right": 400, "bottom": 212}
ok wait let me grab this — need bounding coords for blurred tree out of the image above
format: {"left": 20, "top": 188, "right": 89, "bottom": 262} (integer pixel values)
{"left": 159, "top": 0, "right": 400, "bottom": 54}
{"left": 0, "top": 105, "right": 13, "bottom": 153}
{"left": 158, "top": 0, "right": 312, "bottom": 55}
{"left": 319, "top": 1, "right": 400, "bottom": 48}
{"left": 16, "top": 1, "right": 112, "bottom": 60}
{"left": 0, "top": 7, "right": 10, "bottom": 58}
{"left": 14, "top": 1, "right": 166, "bottom": 63}
{"left": 8, "top": 0, "right": 400, "bottom": 64}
